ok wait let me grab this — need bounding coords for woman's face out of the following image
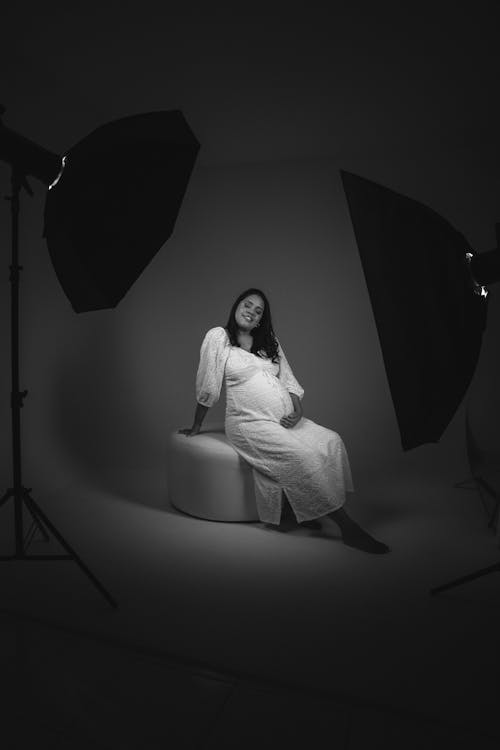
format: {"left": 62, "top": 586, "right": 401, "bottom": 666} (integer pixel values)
{"left": 235, "top": 294, "right": 265, "bottom": 333}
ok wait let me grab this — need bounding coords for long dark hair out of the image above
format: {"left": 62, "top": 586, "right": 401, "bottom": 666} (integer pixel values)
{"left": 225, "top": 288, "right": 280, "bottom": 363}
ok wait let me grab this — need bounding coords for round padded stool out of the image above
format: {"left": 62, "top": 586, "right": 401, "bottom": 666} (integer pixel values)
{"left": 167, "top": 423, "right": 260, "bottom": 522}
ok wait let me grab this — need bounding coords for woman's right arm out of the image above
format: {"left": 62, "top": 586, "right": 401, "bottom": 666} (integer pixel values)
{"left": 178, "top": 327, "right": 227, "bottom": 437}
{"left": 178, "top": 403, "right": 209, "bottom": 437}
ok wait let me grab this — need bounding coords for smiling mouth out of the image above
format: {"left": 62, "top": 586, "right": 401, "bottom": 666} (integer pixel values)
{"left": 243, "top": 315, "right": 253, "bottom": 322}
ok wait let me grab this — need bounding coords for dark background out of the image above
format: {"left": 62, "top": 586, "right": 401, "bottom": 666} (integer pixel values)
{"left": 1, "top": 0, "right": 498, "bottom": 496}
{"left": 1, "top": 1, "right": 499, "bottom": 499}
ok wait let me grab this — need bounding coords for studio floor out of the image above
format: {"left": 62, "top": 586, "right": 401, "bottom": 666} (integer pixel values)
{"left": 1, "top": 451, "right": 499, "bottom": 749}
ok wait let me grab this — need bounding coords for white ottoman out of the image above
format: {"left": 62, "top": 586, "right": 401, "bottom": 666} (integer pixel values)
{"left": 167, "top": 423, "right": 260, "bottom": 522}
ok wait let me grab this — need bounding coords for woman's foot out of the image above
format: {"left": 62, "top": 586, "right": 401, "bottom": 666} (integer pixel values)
{"left": 329, "top": 509, "right": 389, "bottom": 554}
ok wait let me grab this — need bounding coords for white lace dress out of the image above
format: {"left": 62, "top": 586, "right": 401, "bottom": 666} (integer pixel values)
{"left": 196, "top": 326, "right": 354, "bottom": 524}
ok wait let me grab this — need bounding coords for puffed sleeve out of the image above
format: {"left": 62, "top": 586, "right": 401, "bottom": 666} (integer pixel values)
{"left": 276, "top": 339, "right": 304, "bottom": 399}
{"left": 196, "top": 327, "right": 230, "bottom": 407}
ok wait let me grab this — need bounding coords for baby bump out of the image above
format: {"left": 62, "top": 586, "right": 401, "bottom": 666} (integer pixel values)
{"left": 226, "top": 371, "right": 293, "bottom": 421}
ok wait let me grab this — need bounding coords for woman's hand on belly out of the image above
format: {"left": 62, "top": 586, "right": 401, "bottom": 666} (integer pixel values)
{"left": 280, "top": 410, "right": 302, "bottom": 429}
{"left": 280, "top": 392, "right": 303, "bottom": 428}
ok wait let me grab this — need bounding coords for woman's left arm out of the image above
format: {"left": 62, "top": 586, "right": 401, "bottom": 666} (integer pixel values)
{"left": 277, "top": 338, "right": 304, "bottom": 429}
{"left": 289, "top": 392, "right": 303, "bottom": 417}
{"left": 281, "top": 392, "right": 303, "bottom": 428}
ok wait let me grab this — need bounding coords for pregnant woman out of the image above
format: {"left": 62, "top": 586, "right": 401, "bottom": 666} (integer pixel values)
{"left": 179, "top": 288, "right": 389, "bottom": 554}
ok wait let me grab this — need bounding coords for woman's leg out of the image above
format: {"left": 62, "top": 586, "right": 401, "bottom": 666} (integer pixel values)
{"left": 280, "top": 495, "right": 322, "bottom": 530}
{"left": 329, "top": 508, "right": 389, "bottom": 554}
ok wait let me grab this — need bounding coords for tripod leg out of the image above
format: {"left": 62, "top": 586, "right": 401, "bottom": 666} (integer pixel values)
{"left": 488, "top": 501, "right": 500, "bottom": 530}
{"left": 23, "top": 493, "right": 118, "bottom": 609}
{"left": 24, "top": 522, "right": 37, "bottom": 550}
{"left": 23, "top": 488, "right": 50, "bottom": 547}
{"left": 430, "top": 562, "right": 500, "bottom": 596}
{"left": 0, "top": 489, "right": 15, "bottom": 508}
{"left": 453, "top": 478, "right": 476, "bottom": 490}
{"left": 22, "top": 489, "right": 50, "bottom": 543}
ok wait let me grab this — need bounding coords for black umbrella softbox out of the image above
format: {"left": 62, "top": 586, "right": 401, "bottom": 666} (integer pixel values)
{"left": 44, "top": 110, "right": 200, "bottom": 312}
{"left": 341, "top": 170, "right": 489, "bottom": 450}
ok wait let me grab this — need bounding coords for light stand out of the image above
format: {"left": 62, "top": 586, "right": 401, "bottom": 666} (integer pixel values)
{"left": 0, "top": 164, "right": 117, "bottom": 609}
{"left": 430, "top": 401, "right": 500, "bottom": 597}
{"left": 0, "top": 106, "right": 199, "bottom": 610}
{"left": 430, "top": 240, "right": 500, "bottom": 596}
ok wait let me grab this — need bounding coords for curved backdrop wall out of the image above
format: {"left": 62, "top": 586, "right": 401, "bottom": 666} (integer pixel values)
{"left": 1, "top": 153, "right": 498, "bottom": 504}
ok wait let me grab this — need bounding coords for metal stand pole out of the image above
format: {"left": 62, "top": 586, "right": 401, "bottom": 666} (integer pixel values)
{"left": 430, "top": 562, "right": 500, "bottom": 596}
{"left": 0, "top": 167, "right": 117, "bottom": 609}
{"left": 430, "top": 408, "right": 500, "bottom": 597}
